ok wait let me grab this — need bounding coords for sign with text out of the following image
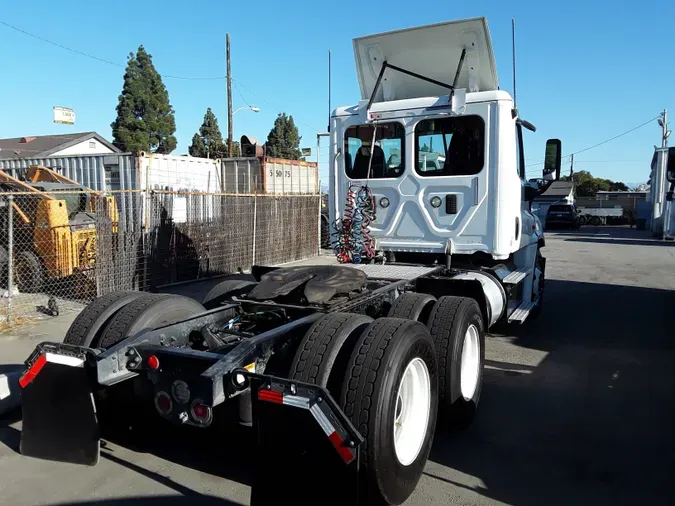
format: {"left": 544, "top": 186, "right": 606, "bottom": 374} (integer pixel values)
{"left": 53, "top": 106, "right": 75, "bottom": 125}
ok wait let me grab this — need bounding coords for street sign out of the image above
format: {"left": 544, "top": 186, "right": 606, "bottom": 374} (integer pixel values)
{"left": 53, "top": 107, "right": 75, "bottom": 125}
{"left": 301, "top": 148, "right": 312, "bottom": 157}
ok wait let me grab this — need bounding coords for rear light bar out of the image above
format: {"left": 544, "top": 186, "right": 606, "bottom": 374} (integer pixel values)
{"left": 254, "top": 382, "right": 360, "bottom": 465}
{"left": 20, "top": 352, "right": 85, "bottom": 388}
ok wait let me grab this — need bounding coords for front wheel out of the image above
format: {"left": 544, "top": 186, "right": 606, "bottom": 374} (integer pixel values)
{"left": 340, "top": 318, "right": 438, "bottom": 505}
{"left": 14, "top": 251, "right": 43, "bottom": 293}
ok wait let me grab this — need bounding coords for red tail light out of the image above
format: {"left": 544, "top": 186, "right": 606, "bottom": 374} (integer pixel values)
{"left": 193, "top": 404, "right": 207, "bottom": 419}
{"left": 147, "top": 355, "right": 160, "bottom": 370}
{"left": 190, "top": 400, "right": 212, "bottom": 424}
{"left": 155, "top": 392, "right": 172, "bottom": 415}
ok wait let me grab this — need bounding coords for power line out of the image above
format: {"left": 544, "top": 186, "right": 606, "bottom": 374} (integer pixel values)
{"left": 232, "top": 80, "right": 252, "bottom": 108}
{"left": 0, "top": 19, "right": 322, "bottom": 133}
{"left": 524, "top": 116, "right": 660, "bottom": 167}
{"left": 0, "top": 20, "right": 223, "bottom": 80}
{"left": 230, "top": 77, "right": 320, "bottom": 133}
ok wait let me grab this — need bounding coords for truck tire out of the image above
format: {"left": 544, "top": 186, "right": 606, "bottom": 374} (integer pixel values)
{"left": 339, "top": 318, "right": 438, "bottom": 505}
{"left": 202, "top": 280, "right": 257, "bottom": 310}
{"left": 98, "top": 294, "right": 206, "bottom": 349}
{"left": 15, "top": 251, "right": 43, "bottom": 293}
{"left": 289, "top": 312, "right": 372, "bottom": 396}
{"left": 63, "top": 291, "right": 144, "bottom": 347}
{"left": 590, "top": 215, "right": 602, "bottom": 226}
{"left": 426, "top": 296, "right": 485, "bottom": 430}
{"left": 387, "top": 293, "right": 436, "bottom": 322}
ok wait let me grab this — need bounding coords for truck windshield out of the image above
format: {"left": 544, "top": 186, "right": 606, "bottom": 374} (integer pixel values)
{"left": 415, "top": 115, "right": 485, "bottom": 177}
{"left": 344, "top": 122, "right": 405, "bottom": 179}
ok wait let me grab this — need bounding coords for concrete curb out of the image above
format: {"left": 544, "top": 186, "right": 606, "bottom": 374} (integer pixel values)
{"left": 0, "top": 369, "right": 21, "bottom": 416}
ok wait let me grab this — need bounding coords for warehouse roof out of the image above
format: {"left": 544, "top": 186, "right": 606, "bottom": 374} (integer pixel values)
{"left": 0, "top": 132, "right": 120, "bottom": 158}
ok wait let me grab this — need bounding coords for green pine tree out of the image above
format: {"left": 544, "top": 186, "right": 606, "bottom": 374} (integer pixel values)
{"left": 189, "top": 108, "right": 227, "bottom": 158}
{"left": 111, "top": 45, "right": 177, "bottom": 154}
{"left": 265, "top": 113, "right": 302, "bottom": 160}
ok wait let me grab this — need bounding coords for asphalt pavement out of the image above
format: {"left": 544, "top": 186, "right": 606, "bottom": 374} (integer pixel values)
{"left": 1, "top": 226, "right": 674, "bottom": 506}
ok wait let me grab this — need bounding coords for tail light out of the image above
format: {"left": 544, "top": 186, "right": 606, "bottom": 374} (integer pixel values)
{"left": 147, "top": 355, "right": 160, "bottom": 370}
{"left": 155, "top": 391, "right": 173, "bottom": 415}
{"left": 191, "top": 400, "right": 213, "bottom": 424}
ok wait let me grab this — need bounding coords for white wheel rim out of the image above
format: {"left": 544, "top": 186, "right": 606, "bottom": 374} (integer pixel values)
{"left": 460, "top": 324, "right": 480, "bottom": 400}
{"left": 393, "top": 357, "right": 431, "bottom": 466}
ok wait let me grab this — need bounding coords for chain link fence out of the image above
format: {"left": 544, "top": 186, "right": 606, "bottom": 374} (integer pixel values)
{"left": 0, "top": 189, "right": 320, "bottom": 323}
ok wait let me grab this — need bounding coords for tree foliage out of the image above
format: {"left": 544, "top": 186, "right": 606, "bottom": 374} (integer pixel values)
{"left": 189, "top": 108, "right": 227, "bottom": 158}
{"left": 265, "top": 113, "right": 302, "bottom": 159}
{"left": 111, "top": 45, "right": 177, "bottom": 153}
{"left": 560, "top": 170, "right": 629, "bottom": 197}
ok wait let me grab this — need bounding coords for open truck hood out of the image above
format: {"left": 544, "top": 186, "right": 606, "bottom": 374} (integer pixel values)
{"left": 353, "top": 17, "right": 498, "bottom": 102}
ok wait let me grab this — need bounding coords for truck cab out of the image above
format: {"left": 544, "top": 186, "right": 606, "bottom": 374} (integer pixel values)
{"left": 328, "top": 17, "right": 561, "bottom": 268}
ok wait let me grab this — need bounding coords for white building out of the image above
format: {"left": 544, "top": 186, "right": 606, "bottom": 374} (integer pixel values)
{"left": 0, "top": 132, "right": 119, "bottom": 158}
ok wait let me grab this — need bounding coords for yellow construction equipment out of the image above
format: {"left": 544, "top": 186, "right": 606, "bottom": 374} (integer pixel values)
{"left": 0, "top": 165, "right": 118, "bottom": 297}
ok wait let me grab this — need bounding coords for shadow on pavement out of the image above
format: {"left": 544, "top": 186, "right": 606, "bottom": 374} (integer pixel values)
{"left": 565, "top": 237, "right": 674, "bottom": 247}
{"left": 0, "top": 363, "right": 23, "bottom": 374}
{"left": 103, "top": 415, "right": 255, "bottom": 488}
{"left": 0, "top": 407, "right": 21, "bottom": 452}
{"left": 429, "top": 279, "right": 675, "bottom": 505}
{"left": 49, "top": 497, "right": 242, "bottom": 506}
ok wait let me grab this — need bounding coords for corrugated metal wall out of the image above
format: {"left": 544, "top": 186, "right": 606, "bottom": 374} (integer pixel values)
{"left": 0, "top": 153, "right": 136, "bottom": 191}
{"left": 221, "top": 157, "right": 264, "bottom": 194}
{"left": 220, "top": 157, "right": 318, "bottom": 194}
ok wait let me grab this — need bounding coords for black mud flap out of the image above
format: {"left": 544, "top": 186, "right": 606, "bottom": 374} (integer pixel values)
{"left": 241, "top": 371, "right": 365, "bottom": 506}
{"left": 20, "top": 349, "right": 100, "bottom": 466}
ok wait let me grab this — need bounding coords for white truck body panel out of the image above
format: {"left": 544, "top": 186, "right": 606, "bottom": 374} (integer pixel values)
{"left": 330, "top": 91, "right": 539, "bottom": 260}
{"left": 353, "top": 17, "right": 498, "bottom": 101}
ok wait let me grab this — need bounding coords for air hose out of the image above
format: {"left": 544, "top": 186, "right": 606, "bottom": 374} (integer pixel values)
{"left": 331, "top": 126, "right": 378, "bottom": 264}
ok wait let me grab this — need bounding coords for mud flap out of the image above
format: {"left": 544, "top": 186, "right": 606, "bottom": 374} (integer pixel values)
{"left": 242, "top": 372, "right": 365, "bottom": 506}
{"left": 20, "top": 352, "right": 100, "bottom": 466}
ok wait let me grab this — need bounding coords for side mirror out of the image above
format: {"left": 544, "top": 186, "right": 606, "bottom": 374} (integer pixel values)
{"left": 543, "top": 139, "right": 562, "bottom": 181}
{"left": 667, "top": 147, "right": 675, "bottom": 183}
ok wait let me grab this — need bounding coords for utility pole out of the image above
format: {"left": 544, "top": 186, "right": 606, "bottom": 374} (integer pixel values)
{"left": 328, "top": 49, "right": 331, "bottom": 132}
{"left": 570, "top": 153, "right": 574, "bottom": 179}
{"left": 227, "top": 33, "right": 233, "bottom": 157}
{"left": 660, "top": 109, "right": 669, "bottom": 148}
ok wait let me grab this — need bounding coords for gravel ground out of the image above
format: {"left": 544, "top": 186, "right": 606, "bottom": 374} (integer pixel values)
{"left": 1, "top": 226, "right": 674, "bottom": 506}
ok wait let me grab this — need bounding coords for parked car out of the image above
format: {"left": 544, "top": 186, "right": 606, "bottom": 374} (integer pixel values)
{"left": 545, "top": 203, "right": 581, "bottom": 230}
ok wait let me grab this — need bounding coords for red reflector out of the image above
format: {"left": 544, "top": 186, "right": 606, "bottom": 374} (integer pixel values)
{"left": 147, "top": 355, "right": 160, "bottom": 370}
{"left": 328, "top": 431, "right": 355, "bottom": 464}
{"left": 193, "top": 403, "right": 208, "bottom": 420}
{"left": 19, "top": 354, "right": 47, "bottom": 388}
{"left": 258, "top": 389, "right": 283, "bottom": 404}
{"left": 156, "top": 393, "right": 172, "bottom": 414}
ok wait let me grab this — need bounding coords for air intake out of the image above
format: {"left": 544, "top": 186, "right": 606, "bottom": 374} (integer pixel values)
{"left": 446, "top": 195, "right": 458, "bottom": 214}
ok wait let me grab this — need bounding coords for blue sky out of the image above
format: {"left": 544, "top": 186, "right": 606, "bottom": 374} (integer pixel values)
{"left": 0, "top": 0, "right": 672, "bottom": 187}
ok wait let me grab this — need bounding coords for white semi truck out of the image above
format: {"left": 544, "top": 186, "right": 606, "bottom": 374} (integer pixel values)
{"left": 17, "top": 17, "right": 561, "bottom": 506}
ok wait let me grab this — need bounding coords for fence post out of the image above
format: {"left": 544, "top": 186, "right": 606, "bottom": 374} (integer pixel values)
{"left": 318, "top": 179, "right": 322, "bottom": 255}
{"left": 252, "top": 176, "right": 258, "bottom": 266}
{"left": 7, "top": 195, "right": 13, "bottom": 323}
